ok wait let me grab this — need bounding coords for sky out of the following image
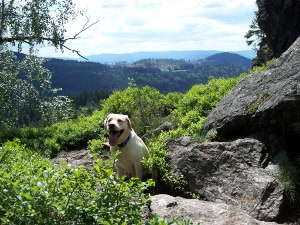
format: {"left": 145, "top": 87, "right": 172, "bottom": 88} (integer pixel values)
{"left": 35, "top": 0, "right": 257, "bottom": 58}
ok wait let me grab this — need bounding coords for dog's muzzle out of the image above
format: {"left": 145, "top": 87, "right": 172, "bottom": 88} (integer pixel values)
{"left": 108, "top": 124, "right": 124, "bottom": 146}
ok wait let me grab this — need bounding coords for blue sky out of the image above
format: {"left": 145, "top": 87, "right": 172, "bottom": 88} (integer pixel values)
{"left": 36, "top": 0, "right": 257, "bottom": 58}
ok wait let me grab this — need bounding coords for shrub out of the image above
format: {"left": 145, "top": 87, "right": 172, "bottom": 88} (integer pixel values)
{"left": 250, "top": 58, "right": 276, "bottom": 73}
{"left": 0, "top": 139, "right": 154, "bottom": 224}
{"left": 0, "top": 110, "right": 107, "bottom": 158}
{"left": 88, "top": 138, "right": 107, "bottom": 154}
{"left": 100, "top": 83, "right": 167, "bottom": 136}
{"left": 144, "top": 131, "right": 189, "bottom": 195}
{"left": 276, "top": 160, "right": 300, "bottom": 203}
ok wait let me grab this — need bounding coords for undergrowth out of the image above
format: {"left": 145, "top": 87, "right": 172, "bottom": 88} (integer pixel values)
{"left": 0, "top": 139, "right": 201, "bottom": 224}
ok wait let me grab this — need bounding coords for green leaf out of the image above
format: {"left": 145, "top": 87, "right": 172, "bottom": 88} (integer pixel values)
{"left": 21, "top": 192, "right": 34, "bottom": 201}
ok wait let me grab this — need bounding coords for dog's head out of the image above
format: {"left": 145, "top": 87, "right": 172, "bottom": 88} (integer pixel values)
{"left": 104, "top": 113, "right": 132, "bottom": 146}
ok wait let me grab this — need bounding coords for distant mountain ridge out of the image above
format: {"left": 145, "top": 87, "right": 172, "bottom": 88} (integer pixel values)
{"left": 84, "top": 50, "right": 221, "bottom": 64}
{"left": 58, "top": 50, "right": 255, "bottom": 64}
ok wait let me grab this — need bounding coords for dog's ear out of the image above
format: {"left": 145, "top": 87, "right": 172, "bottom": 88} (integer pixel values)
{"left": 125, "top": 115, "right": 132, "bottom": 130}
{"left": 104, "top": 114, "right": 110, "bottom": 130}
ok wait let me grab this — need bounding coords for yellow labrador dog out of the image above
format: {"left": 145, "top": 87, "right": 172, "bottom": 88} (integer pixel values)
{"left": 104, "top": 113, "right": 149, "bottom": 179}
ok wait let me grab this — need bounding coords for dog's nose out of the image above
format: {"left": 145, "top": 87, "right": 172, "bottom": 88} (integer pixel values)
{"left": 108, "top": 123, "right": 115, "bottom": 129}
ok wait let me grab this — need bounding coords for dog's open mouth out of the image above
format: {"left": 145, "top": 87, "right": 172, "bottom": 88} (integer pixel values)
{"left": 109, "top": 129, "right": 124, "bottom": 146}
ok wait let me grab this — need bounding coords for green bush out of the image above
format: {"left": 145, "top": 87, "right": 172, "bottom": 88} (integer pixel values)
{"left": 170, "top": 75, "right": 246, "bottom": 137}
{"left": 144, "top": 131, "right": 189, "bottom": 195}
{"left": 250, "top": 58, "right": 276, "bottom": 73}
{"left": 0, "top": 110, "right": 107, "bottom": 158}
{"left": 0, "top": 139, "right": 154, "bottom": 224}
{"left": 100, "top": 83, "right": 169, "bottom": 136}
{"left": 88, "top": 138, "right": 107, "bottom": 154}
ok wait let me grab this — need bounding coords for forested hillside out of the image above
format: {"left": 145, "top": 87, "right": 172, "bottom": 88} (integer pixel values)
{"left": 42, "top": 52, "right": 251, "bottom": 96}
{"left": 204, "top": 52, "right": 252, "bottom": 67}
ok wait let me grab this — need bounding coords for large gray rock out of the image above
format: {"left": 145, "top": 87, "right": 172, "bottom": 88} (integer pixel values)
{"left": 202, "top": 36, "right": 300, "bottom": 159}
{"left": 150, "top": 194, "right": 280, "bottom": 225}
{"left": 165, "top": 137, "right": 287, "bottom": 221}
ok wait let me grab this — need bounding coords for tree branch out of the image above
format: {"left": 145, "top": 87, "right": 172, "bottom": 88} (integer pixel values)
{"left": 1, "top": 18, "right": 100, "bottom": 59}
{"left": 61, "top": 43, "right": 88, "bottom": 60}
{"left": 65, "top": 18, "right": 100, "bottom": 42}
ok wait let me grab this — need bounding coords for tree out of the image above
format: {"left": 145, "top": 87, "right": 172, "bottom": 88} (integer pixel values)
{"left": 244, "top": 10, "right": 266, "bottom": 52}
{"left": 0, "top": 46, "right": 74, "bottom": 127}
{"left": 0, "top": 0, "right": 98, "bottom": 58}
{"left": 0, "top": 0, "right": 97, "bottom": 127}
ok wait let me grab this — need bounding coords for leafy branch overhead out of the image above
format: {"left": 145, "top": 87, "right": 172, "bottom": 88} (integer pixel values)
{"left": 0, "top": 0, "right": 99, "bottom": 58}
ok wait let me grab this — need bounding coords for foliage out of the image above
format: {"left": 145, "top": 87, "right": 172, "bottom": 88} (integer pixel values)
{"left": 145, "top": 215, "right": 201, "bottom": 225}
{"left": 170, "top": 75, "right": 247, "bottom": 137}
{"left": 0, "top": 0, "right": 97, "bottom": 56}
{"left": 0, "top": 139, "right": 155, "bottom": 225}
{"left": 88, "top": 139, "right": 107, "bottom": 154}
{"left": 144, "top": 131, "right": 189, "bottom": 196}
{"left": 0, "top": 48, "right": 74, "bottom": 128}
{"left": 0, "top": 73, "right": 249, "bottom": 193}
{"left": 101, "top": 80, "right": 171, "bottom": 136}
{"left": 0, "top": 139, "right": 203, "bottom": 225}
{"left": 250, "top": 58, "right": 276, "bottom": 73}
{"left": 0, "top": 110, "right": 107, "bottom": 158}
{"left": 276, "top": 160, "right": 300, "bottom": 203}
{"left": 244, "top": 10, "right": 266, "bottom": 51}
{"left": 70, "top": 89, "right": 111, "bottom": 117}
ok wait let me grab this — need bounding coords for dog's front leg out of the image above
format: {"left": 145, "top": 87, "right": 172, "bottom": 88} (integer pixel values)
{"left": 134, "top": 162, "right": 143, "bottom": 180}
{"left": 116, "top": 163, "right": 125, "bottom": 178}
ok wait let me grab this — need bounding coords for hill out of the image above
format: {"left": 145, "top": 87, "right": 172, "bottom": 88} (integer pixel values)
{"left": 204, "top": 52, "right": 252, "bottom": 67}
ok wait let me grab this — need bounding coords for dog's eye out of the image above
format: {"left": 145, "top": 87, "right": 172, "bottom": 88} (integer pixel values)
{"left": 117, "top": 119, "right": 123, "bottom": 122}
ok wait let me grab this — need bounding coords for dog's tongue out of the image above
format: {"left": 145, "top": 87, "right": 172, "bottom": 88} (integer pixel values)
{"left": 109, "top": 132, "right": 119, "bottom": 146}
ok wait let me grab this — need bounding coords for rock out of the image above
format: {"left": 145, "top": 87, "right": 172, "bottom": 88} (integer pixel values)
{"left": 253, "top": 0, "right": 300, "bottom": 66}
{"left": 202, "top": 36, "right": 300, "bottom": 160}
{"left": 153, "top": 122, "right": 176, "bottom": 133}
{"left": 52, "top": 149, "right": 111, "bottom": 170}
{"left": 150, "top": 194, "right": 280, "bottom": 225}
{"left": 165, "top": 137, "right": 287, "bottom": 221}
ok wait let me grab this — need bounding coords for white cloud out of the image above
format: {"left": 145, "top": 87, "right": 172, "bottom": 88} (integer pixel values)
{"left": 35, "top": 0, "right": 257, "bottom": 58}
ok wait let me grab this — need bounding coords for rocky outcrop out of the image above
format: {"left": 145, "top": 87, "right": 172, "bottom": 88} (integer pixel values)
{"left": 253, "top": 0, "right": 300, "bottom": 66}
{"left": 164, "top": 137, "right": 286, "bottom": 222}
{"left": 151, "top": 194, "right": 280, "bottom": 225}
{"left": 203, "top": 36, "right": 300, "bottom": 160}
